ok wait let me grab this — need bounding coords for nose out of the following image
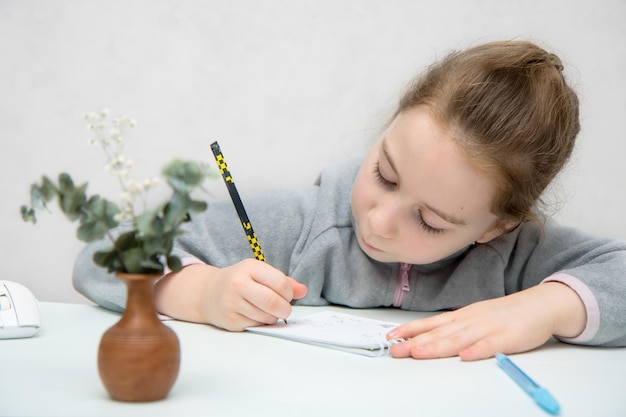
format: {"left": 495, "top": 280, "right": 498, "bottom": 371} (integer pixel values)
{"left": 368, "top": 197, "right": 399, "bottom": 238}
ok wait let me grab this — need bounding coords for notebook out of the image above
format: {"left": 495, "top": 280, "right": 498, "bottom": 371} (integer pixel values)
{"left": 245, "top": 311, "right": 406, "bottom": 357}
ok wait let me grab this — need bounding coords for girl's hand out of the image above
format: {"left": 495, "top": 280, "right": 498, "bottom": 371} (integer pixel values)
{"left": 387, "top": 282, "right": 586, "bottom": 361}
{"left": 155, "top": 260, "right": 308, "bottom": 331}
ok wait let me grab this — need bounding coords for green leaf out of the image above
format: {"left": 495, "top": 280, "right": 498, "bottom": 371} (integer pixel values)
{"left": 76, "top": 196, "right": 119, "bottom": 242}
{"left": 119, "top": 248, "right": 164, "bottom": 274}
{"left": 121, "top": 247, "right": 145, "bottom": 273}
{"left": 115, "top": 231, "right": 139, "bottom": 251}
{"left": 93, "top": 248, "right": 123, "bottom": 272}
{"left": 161, "top": 193, "right": 189, "bottom": 232}
{"left": 83, "top": 196, "right": 120, "bottom": 229}
{"left": 57, "top": 174, "right": 87, "bottom": 221}
{"left": 76, "top": 220, "right": 107, "bottom": 242}
{"left": 137, "top": 210, "right": 164, "bottom": 236}
{"left": 140, "top": 256, "right": 164, "bottom": 272}
{"left": 142, "top": 235, "right": 169, "bottom": 257}
{"left": 20, "top": 206, "right": 37, "bottom": 223}
{"left": 58, "top": 173, "right": 74, "bottom": 190}
{"left": 85, "top": 195, "right": 120, "bottom": 224}
{"left": 162, "top": 160, "right": 205, "bottom": 193}
{"left": 167, "top": 255, "right": 182, "bottom": 272}
{"left": 188, "top": 199, "right": 207, "bottom": 213}
{"left": 30, "top": 184, "right": 47, "bottom": 210}
{"left": 29, "top": 176, "right": 59, "bottom": 210}
{"left": 40, "top": 176, "right": 58, "bottom": 201}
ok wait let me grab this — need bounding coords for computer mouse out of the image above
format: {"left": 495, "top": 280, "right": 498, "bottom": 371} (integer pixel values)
{"left": 0, "top": 280, "right": 41, "bottom": 339}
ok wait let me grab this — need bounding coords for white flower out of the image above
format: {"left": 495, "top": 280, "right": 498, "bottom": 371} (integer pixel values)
{"left": 84, "top": 108, "right": 153, "bottom": 222}
{"left": 113, "top": 212, "right": 127, "bottom": 222}
{"left": 143, "top": 177, "right": 160, "bottom": 189}
{"left": 84, "top": 112, "right": 98, "bottom": 122}
{"left": 121, "top": 191, "right": 133, "bottom": 205}
{"left": 126, "top": 179, "right": 142, "bottom": 194}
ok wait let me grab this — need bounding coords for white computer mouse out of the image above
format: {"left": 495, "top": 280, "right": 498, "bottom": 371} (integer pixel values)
{"left": 0, "top": 280, "right": 41, "bottom": 339}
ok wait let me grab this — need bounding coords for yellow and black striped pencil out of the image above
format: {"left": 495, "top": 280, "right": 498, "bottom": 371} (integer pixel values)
{"left": 210, "top": 141, "right": 266, "bottom": 263}
{"left": 210, "top": 141, "right": 287, "bottom": 324}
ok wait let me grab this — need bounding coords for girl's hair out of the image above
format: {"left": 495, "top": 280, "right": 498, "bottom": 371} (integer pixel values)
{"left": 395, "top": 40, "right": 580, "bottom": 229}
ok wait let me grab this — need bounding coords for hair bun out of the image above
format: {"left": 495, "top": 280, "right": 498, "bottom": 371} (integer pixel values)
{"left": 548, "top": 53, "right": 564, "bottom": 71}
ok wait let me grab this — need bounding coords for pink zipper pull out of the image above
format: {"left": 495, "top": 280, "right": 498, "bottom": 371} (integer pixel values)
{"left": 392, "top": 263, "right": 412, "bottom": 307}
{"left": 399, "top": 262, "right": 411, "bottom": 292}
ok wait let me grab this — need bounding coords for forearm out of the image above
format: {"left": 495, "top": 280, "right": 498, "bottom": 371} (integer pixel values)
{"left": 388, "top": 280, "right": 588, "bottom": 360}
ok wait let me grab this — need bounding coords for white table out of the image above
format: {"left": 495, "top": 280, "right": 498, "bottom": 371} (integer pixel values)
{"left": 2, "top": 302, "right": 625, "bottom": 417}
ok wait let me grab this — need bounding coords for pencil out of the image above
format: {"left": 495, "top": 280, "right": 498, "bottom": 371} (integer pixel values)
{"left": 210, "top": 141, "right": 287, "bottom": 324}
{"left": 210, "top": 141, "right": 266, "bottom": 262}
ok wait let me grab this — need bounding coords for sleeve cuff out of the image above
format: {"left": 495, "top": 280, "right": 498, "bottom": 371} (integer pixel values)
{"left": 163, "top": 256, "right": 204, "bottom": 276}
{"left": 541, "top": 272, "right": 600, "bottom": 344}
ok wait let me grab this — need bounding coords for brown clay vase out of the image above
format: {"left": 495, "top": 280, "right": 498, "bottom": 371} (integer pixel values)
{"left": 97, "top": 273, "right": 180, "bottom": 402}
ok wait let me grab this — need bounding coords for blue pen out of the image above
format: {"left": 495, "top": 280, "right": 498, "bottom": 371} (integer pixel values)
{"left": 496, "top": 353, "right": 560, "bottom": 415}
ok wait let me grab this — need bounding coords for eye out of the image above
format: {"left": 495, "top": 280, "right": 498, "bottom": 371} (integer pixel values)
{"left": 416, "top": 211, "right": 445, "bottom": 235}
{"left": 373, "top": 162, "right": 396, "bottom": 189}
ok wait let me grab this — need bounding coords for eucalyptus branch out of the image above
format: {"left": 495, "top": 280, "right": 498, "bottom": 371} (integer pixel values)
{"left": 21, "top": 109, "right": 215, "bottom": 275}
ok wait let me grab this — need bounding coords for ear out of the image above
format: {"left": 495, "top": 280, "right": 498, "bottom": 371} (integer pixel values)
{"left": 476, "top": 220, "right": 519, "bottom": 244}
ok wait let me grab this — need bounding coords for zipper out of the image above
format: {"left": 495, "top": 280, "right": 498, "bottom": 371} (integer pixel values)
{"left": 392, "top": 262, "right": 411, "bottom": 307}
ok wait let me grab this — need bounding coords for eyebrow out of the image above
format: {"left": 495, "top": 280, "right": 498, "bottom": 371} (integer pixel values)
{"left": 381, "top": 139, "right": 467, "bottom": 226}
{"left": 424, "top": 204, "right": 467, "bottom": 226}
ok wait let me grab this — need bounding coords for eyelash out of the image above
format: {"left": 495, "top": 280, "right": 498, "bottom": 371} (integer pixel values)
{"left": 372, "top": 162, "right": 444, "bottom": 236}
{"left": 416, "top": 211, "right": 444, "bottom": 235}
{"left": 373, "top": 162, "right": 396, "bottom": 188}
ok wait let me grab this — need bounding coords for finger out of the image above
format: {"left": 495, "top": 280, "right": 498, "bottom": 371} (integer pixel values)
{"left": 389, "top": 340, "right": 414, "bottom": 358}
{"left": 459, "top": 331, "right": 545, "bottom": 361}
{"left": 288, "top": 277, "right": 308, "bottom": 299}
{"left": 391, "top": 334, "right": 467, "bottom": 360}
{"left": 217, "top": 290, "right": 288, "bottom": 330}
{"left": 234, "top": 299, "right": 282, "bottom": 327}
{"left": 458, "top": 338, "right": 502, "bottom": 361}
{"left": 243, "top": 275, "right": 307, "bottom": 319}
{"left": 212, "top": 290, "right": 281, "bottom": 331}
{"left": 387, "top": 312, "right": 455, "bottom": 340}
{"left": 390, "top": 320, "right": 483, "bottom": 359}
{"left": 239, "top": 277, "right": 293, "bottom": 320}
{"left": 244, "top": 259, "right": 296, "bottom": 301}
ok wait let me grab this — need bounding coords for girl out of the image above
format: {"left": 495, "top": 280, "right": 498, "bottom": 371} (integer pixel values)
{"left": 73, "top": 40, "right": 626, "bottom": 361}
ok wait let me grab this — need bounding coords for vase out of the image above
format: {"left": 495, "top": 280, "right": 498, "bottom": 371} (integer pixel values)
{"left": 97, "top": 273, "right": 180, "bottom": 402}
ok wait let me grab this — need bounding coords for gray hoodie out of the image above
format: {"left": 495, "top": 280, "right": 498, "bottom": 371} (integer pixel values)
{"left": 73, "top": 158, "right": 626, "bottom": 347}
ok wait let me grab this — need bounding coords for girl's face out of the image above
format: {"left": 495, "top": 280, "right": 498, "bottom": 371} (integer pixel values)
{"left": 351, "top": 106, "right": 505, "bottom": 265}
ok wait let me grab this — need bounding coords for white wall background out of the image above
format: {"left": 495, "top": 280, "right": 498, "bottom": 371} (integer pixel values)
{"left": 2, "top": 0, "right": 625, "bottom": 304}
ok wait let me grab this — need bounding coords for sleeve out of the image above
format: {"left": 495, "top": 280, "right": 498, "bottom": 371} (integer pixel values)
{"left": 71, "top": 231, "right": 129, "bottom": 312}
{"left": 540, "top": 273, "right": 600, "bottom": 344}
{"left": 502, "top": 219, "right": 626, "bottom": 347}
{"left": 72, "top": 186, "right": 320, "bottom": 312}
